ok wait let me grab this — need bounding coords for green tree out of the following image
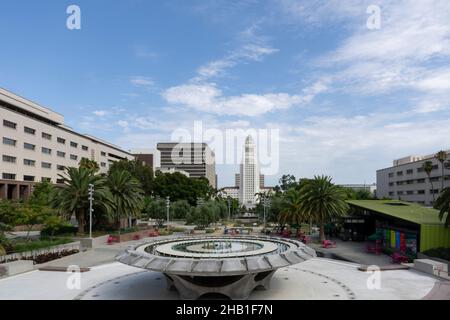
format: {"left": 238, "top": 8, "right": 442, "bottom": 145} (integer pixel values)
{"left": 434, "top": 187, "right": 450, "bottom": 227}
{"left": 144, "top": 198, "right": 168, "bottom": 227}
{"left": 79, "top": 158, "right": 100, "bottom": 173}
{"left": 189, "top": 202, "right": 218, "bottom": 228}
{"left": 171, "top": 200, "right": 192, "bottom": 219}
{"left": 435, "top": 151, "right": 448, "bottom": 193}
{"left": 278, "top": 189, "right": 306, "bottom": 225}
{"left": 51, "top": 167, "right": 113, "bottom": 233}
{"left": 43, "top": 215, "right": 68, "bottom": 240}
{"left": 29, "top": 181, "right": 54, "bottom": 206}
{"left": 298, "top": 175, "right": 349, "bottom": 241}
{"left": 423, "top": 161, "right": 436, "bottom": 204}
{"left": 109, "top": 159, "right": 154, "bottom": 195}
{"left": 106, "top": 170, "right": 145, "bottom": 230}
{"left": 16, "top": 203, "right": 53, "bottom": 241}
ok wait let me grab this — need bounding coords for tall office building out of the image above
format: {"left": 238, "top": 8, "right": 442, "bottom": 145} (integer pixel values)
{"left": 156, "top": 142, "right": 216, "bottom": 188}
{"left": 239, "top": 136, "right": 260, "bottom": 208}
{"left": 377, "top": 150, "right": 450, "bottom": 206}
{"left": 0, "top": 88, "right": 134, "bottom": 200}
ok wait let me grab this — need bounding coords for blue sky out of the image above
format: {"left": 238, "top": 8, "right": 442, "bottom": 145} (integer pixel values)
{"left": 1, "top": 0, "right": 450, "bottom": 187}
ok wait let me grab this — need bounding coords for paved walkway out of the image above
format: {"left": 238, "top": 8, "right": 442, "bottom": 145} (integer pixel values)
{"left": 0, "top": 258, "right": 441, "bottom": 300}
{"left": 308, "top": 239, "right": 393, "bottom": 266}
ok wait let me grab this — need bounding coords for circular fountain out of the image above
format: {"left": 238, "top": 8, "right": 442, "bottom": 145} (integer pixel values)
{"left": 116, "top": 235, "right": 316, "bottom": 300}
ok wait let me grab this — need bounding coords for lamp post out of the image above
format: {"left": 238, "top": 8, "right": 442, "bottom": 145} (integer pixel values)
{"left": 227, "top": 199, "right": 231, "bottom": 221}
{"left": 166, "top": 196, "right": 170, "bottom": 227}
{"left": 262, "top": 197, "right": 271, "bottom": 227}
{"left": 88, "top": 184, "right": 94, "bottom": 239}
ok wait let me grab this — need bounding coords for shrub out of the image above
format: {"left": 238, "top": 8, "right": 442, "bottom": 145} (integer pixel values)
{"left": 205, "top": 228, "right": 215, "bottom": 234}
{"left": 171, "top": 227, "right": 186, "bottom": 233}
{"left": 158, "top": 229, "right": 173, "bottom": 236}
{"left": 41, "top": 225, "right": 78, "bottom": 237}
{"left": 0, "top": 245, "right": 5, "bottom": 256}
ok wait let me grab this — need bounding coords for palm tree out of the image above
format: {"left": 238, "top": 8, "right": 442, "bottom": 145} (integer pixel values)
{"left": 278, "top": 189, "right": 305, "bottom": 226}
{"left": 51, "top": 167, "right": 113, "bottom": 233}
{"left": 434, "top": 187, "right": 450, "bottom": 227}
{"left": 423, "top": 161, "right": 435, "bottom": 204}
{"left": 435, "top": 151, "right": 448, "bottom": 192}
{"left": 106, "top": 170, "right": 144, "bottom": 231}
{"left": 298, "top": 175, "right": 349, "bottom": 242}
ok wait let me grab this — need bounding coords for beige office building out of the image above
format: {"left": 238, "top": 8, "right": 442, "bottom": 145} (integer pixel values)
{"left": 0, "top": 88, "right": 134, "bottom": 200}
{"left": 377, "top": 150, "right": 450, "bottom": 206}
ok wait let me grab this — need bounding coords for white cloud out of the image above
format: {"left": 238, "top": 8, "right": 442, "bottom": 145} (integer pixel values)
{"left": 130, "top": 76, "right": 154, "bottom": 88}
{"left": 93, "top": 110, "right": 108, "bottom": 117}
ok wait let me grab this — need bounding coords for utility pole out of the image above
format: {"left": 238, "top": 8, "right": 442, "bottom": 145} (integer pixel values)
{"left": 166, "top": 196, "right": 170, "bottom": 227}
{"left": 88, "top": 184, "right": 94, "bottom": 239}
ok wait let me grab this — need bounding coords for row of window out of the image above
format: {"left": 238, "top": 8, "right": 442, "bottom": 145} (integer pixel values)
{"left": 388, "top": 176, "right": 449, "bottom": 187}
{"left": 388, "top": 189, "right": 440, "bottom": 196}
{"left": 3, "top": 119, "right": 89, "bottom": 151}
{"left": 3, "top": 137, "right": 80, "bottom": 160}
{"left": 388, "top": 165, "right": 440, "bottom": 178}
{"left": 1, "top": 173, "right": 64, "bottom": 184}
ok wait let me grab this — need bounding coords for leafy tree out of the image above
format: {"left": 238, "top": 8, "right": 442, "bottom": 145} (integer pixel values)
{"left": 278, "top": 189, "right": 305, "bottom": 225}
{"left": 79, "top": 158, "right": 100, "bottom": 173}
{"left": 298, "top": 175, "right": 349, "bottom": 241}
{"left": 0, "top": 200, "right": 17, "bottom": 227}
{"left": 42, "top": 215, "right": 68, "bottom": 240}
{"left": 29, "top": 181, "right": 54, "bottom": 206}
{"left": 423, "top": 161, "right": 435, "bottom": 204}
{"left": 51, "top": 167, "right": 114, "bottom": 233}
{"left": 189, "top": 202, "right": 218, "bottom": 228}
{"left": 171, "top": 200, "right": 192, "bottom": 219}
{"left": 16, "top": 203, "right": 53, "bottom": 241}
{"left": 106, "top": 170, "right": 145, "bottom": 230}
{"left": 435, "top": 151, "right": 448, "bottom": 192}
{"left": 144, "top": 198, "right": 168, "bottom": 227}
{"left": 109, "top": 159, "right": 154, "bottom": 195}
{"left": 434, "top": 187, "right": 450, "bottom": 227}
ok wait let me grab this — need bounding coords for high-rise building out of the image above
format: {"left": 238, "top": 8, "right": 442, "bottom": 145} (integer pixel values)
{"left": 131, "top": 149, "right": 155, "bottom": 171}
{"left": 0, "top": 88, "right": 134, "bottom": 200}
{"left": 377, "top": 150, "right": 450, "bottom": 206}
{"left": 239, "top": 136, "right": 260, "bottom": 208}
{"left": 235, "top": 173, "right": 264, "bottom": 188}
{"left": 156, "top": 142, "right": 216, "bottom": 188}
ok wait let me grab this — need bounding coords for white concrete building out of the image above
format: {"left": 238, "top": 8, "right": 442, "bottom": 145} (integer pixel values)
{"left": 239, "top": 136, "right": 260, "bottom": 208}
{"left": 377, "top": 150, "right": 450, "bottom": 206}
{"left": 0, "top": 88, "right": 134, "bottom": 200}
{"left": 219, "top": 186, "right": 239, "bottom": 200}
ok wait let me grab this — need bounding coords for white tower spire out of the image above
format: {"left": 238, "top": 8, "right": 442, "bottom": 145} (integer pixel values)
{"left": 239, "top": 135, "right": 260, "bottom": 208}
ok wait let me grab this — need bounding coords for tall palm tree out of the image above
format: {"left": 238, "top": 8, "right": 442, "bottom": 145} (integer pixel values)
{"left": 298, "top": 175, "right": 349, "bottom": 241}
{"left": 51, "top": 167, "right": 113, "bottom": 233}
{"left": 423, "top": 161, "right": 435, "bottom": 204}
{"left": 434, "top": 187, "right": 450, "bottom": 227}
{"left": 435, "top": 150, "right": 448, "bottom": 192}
{"left": 106, "top": 170, "right": 144, "bottom": 230}
{"left": 278, "top": 188, "right": 306, "bottom": 226}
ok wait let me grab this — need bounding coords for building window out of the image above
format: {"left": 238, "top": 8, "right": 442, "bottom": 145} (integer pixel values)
{"left": 3, "top": 137, "right": 16, "bottom": 146}
{"left": 430, "top": 177, "right": 439, "bottom": 182}
{"left": 57, "top": 151, "right": 66, "bottom": 158}
{"left": 24, "top": 142, "right": 36, "bottom": 151}
{"left": 418, "top": 190, "right": 425, "bottom": 195}
{"left": 101, "top": 162, "right": 107, "bottom": 167}
{"left": 82, "top": 145, "right": 88, "bottom": 151}
{"left": 24, "top": 175, "right": 35, "bottom": 182}
{"left": 24, "top": 159, "right": 36, "bottom": 166}
{"left": 388, "top": 182, "right": 394, "bottom": 187}
{"left": 70, "top": 142, "right": 78, "bottom": 148}
{"left": 397, "top": 171, "right": 403, "bottom": 176}
{"left": 57, "top": 137, "right": 66, "bottom": 144}
{"left": 2, "top": 155, "right": 16, "bottom": 163}
{"left": 41, "top": 162, "right": 52, "bottom": 169}
{"left": 406, "top": 169, "right": 413, "bottom": 174}
{"left": 42, "top": 147, "right": 52, "bottom": 155}
{"left": 41, "top": 177, "right": 51, "bottom": 183}
{"left": 70, "top": 154, "right": 78, "bottom": 161}
{"left": 417, "top": 179, "right": 426, "bottom": 183}
{"left": 388, "top": 173, "right": 394, "bottom": 178}
{"left": 56, "top": 178, "right": 64, "bottom": 184}
{"left": 42, "top": 132, "right": 52, "bottom": 140}
{"left": 407, "top": 191, "right": 414, "bottom": 195}
{"left": 406, "top": 180, "right": 414, "bottom": 185}
{"left": 397, "top": 191, "right": 404, "bottom": 195}
{"left": 24, "top": 126, "right": 36, "bottom": 135}
{"left": 430, "top": 189, "right": 440, "bottom": 194}
{"left": 57, "top": 165, "right": 65, "bottom": 171}
{"left": 2, "top": 173, "right": 16, "bottom": 180}
{"left": 101, "top": 152, "right": 106, "bottom": 157}
{"left": 3, "top": 120, "right": 17, "bottom": 129}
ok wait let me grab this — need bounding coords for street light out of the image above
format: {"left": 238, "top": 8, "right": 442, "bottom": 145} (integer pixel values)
{"left": 227, "top": 199, "right": 231, "bottom": 221}
{"left": 262, "top": 196, "right": 271, "bottom": 227}
{"left": 166, "top": 196, "right": 170, "bottom": 226}
{"left": 88, "top": 184, "right": 94, "bottom": 239}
